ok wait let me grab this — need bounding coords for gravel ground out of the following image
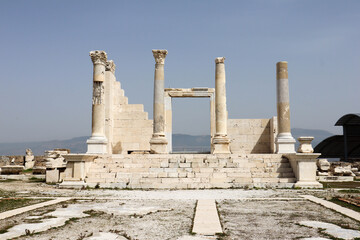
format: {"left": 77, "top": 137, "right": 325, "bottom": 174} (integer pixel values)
{"left": 1, "top": 199, "right": 195, "bottom": 240}
{"left": 217, "top": 199, "right": 360, "bottom": 240}
{"left": 1, "top": 181, "right": 360, "bottom": 239}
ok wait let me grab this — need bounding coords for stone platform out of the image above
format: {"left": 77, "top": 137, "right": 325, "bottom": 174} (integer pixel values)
{"left": 62, "top": 154, "right": 297, "bottom": 189}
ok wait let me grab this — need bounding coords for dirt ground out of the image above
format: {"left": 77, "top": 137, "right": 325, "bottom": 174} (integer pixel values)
{"left": 1, "top": 181, "right": 360, "bottom": 240}
{"left": 218, "top": 199, "right": 360, "bottom": 239}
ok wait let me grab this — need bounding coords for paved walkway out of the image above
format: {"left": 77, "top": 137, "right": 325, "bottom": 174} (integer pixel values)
{"left": 192, "top": 199, "right": 222, "bottom": 236}
{"left": 301, "top": 195, "right": 360, "bottom": 221}
{"left": 0, "top": 197, "right": 71, "bottom": 220}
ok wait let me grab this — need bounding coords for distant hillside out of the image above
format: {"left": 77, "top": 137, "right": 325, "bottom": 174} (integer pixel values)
{"left": 0, "top": 137, "right": 88, "bottom": 155}
{"left": 292, "top": 128, "right": 334, "bottom": 148}
{"left": 0, "top": 128, "right": 335, "bottom": 155}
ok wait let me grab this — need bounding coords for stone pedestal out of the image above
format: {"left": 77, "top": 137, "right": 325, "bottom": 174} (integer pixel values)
{"left": 87, "top": 50, "right": 108, "bottom": 154}
{"left": 60, "top": 154, "right": 97, "bottom": 188}
{"left": 297, "top": 136, "right": 314, "bottom": 153}
{"left": 150, "top": 49, "right": 168, "bottom": 153}
{"left": 275, "top": 61, "right": 295, "bottom": 153}
{"left": 286, "top": 153, "right": 323, "bottom": 188}
{"left": 212, "top": 57, "right": 230, "bottom": 154}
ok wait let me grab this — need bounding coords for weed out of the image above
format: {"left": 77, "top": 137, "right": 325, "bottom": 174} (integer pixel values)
{"left": 83, "top": 210, "right": 106, "bottom": 217}
{"left": 95, "top": 183, "right": 100, "bottom": 189}
{"left": 25, "top": 229, "right": 35, "bottom": 236}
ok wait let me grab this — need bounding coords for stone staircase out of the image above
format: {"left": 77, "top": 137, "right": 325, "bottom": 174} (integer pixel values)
{"left": 84, "top": 154, "right": 296, "bottom": 189}
{"left": 110, "top": 80, "right": 153, "bottom": 154}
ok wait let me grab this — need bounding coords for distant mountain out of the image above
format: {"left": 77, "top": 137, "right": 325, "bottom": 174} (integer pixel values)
{"left": 0, "top": 137, "right": 88, "bottom": 155}
{"left": 0, "top": 128, "right": 335, "bottom": 156}
{"left": 292, "top": 128, "right": 334, "bottom": 148}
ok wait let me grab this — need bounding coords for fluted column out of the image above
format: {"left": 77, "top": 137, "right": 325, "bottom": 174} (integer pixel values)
{"left": 150, "top": 49, "right": 168, "bottom": 153}
{"left": 86, "top": 50, "right": 108, "bottom": 154}
{"left": 275, "top": 61, "right": 295, "bottom": 153}
{"left": 212, "top": 57, "right": 230, "bottom": 154}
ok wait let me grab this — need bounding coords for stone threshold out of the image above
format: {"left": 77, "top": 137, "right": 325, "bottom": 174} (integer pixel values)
{"left": 301, "top": 195, "right": 360, "bottom": 221}
{"left": 0, "top": 197, "right": 72, "bottom": 220}
{"left": 192, "top": 199, "right": 223, "bottom": 236}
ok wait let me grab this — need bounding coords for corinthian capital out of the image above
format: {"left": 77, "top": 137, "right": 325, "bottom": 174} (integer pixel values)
{"left": 90, "top": 50, "right": 107, "bottom": 65}
{"left": 152, "top": 49, "right": 168, "bottom": 64}
{"left": 106, "top": 60, "right": 116, "bottom": 73}
{"left": 215, "top": 57, "right": 225, "bottom": 64}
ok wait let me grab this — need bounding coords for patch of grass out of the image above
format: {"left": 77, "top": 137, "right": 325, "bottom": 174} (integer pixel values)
{"left": 0, "top": 224, "right": 14, "bottom": 234}
{"left": 0, "top": 198, "right": 51, "bottom": 213}
{"left": 28, "top": 177, "right": 45, "bottom": 183}
{"left": 83, "top": 210, "right": 106, "bottom": 217}
{"left": 64, "top": 217, "right": 80, "bottom": 225}
{"left": 321, "top": 181, "right": 360, "bottom": 189}
{"left": 22, "top": 168, "right": 33, "bottom": 173}
{"left": 330, "top": 197, "right": 360, "bottom": 213}
{"left": 0, "top": 179, "right": 19, "bottom": 182}
{"left": 24, "top": 215, "right": 57, "bottom": 223}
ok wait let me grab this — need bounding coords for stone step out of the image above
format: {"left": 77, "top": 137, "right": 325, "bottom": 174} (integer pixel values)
{"left": 281, "top": 172, "right": 295, "bottom": 178}
{"left": 276, "top": 167, "right": 294, "bottom": 173}
{"left": 279, "top": 177, "right": 296, "bottom": 183}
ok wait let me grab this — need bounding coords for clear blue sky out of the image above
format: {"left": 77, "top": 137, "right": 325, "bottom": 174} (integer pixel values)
{"left": 0, "top": 0, "right": 359, "bottom": 142}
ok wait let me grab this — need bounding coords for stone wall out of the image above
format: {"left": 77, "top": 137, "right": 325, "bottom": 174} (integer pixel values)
{"left": 0, "top": 156, "right": 45, "bottom": 167}
{"left": 105, "top": 71, "right": 153, "bottom": 154}
{"left": 228, "top": 118, "right": 277, "bottom": 154}
{"left": 74, "top": 154, "right": 295, "bottom": 189}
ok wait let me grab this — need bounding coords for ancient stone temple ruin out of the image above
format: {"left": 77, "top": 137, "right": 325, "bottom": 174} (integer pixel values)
{"left": 59, "top": 50, "right": 321, "bottom": 189}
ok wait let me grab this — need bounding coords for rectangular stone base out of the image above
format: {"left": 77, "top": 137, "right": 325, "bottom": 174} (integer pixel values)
{"left": 87, "top": 140, "right": 107, "bottom": 154}
{"left": 276, "top": 137, "right": 296, "bottom": 153}
{"left": 150, "top": 137, "right": 168, "bottom": 154}
{"left": 59, "top": 180, "right": 86, "bottom": 189}
{"left": 212, "top": 137, "right": 231, "bottom": 154}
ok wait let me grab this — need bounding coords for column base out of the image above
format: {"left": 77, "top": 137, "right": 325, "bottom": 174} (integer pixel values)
{"left": 150, "top": 136, "right": 168, "bottom": 154}
{"left": 212, "top": 136, "right": 231, "bottom": 154}
{"left": 86, "top": 136, "right": 108, "bottom": 154}
{"left": 276, "top": 134, "right": 296, "bottom": 153}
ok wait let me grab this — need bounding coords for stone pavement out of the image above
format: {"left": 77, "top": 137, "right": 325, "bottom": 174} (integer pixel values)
{"left": 0, "top": 197, "right": 71, "bottom": 220}
{"left": 301, "top": 195, "right": 360, "bottom": 221}
{"left": 192, "top": 199, "right": 222, "bottom": 235}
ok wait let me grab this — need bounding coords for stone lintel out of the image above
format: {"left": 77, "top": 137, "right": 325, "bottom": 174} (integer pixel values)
{"left": 165, "top": 88, "right": 215, "bottom": 98}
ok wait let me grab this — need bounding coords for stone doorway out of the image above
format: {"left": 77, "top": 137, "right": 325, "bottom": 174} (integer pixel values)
{"left": 164, "top": 88, "right": 215, "bottom": 153}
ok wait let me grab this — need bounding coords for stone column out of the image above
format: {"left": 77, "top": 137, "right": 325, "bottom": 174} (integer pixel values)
{"left": 104, "top": 60, "right": 116, "bottom": 154}
{"left": 212, "top": 57, "right": 230, "bottom": 154}
{"left": 86, "top": 50, "right": 108, "bottom": 154}
{"left": 275, "top": 61, "right": 295, "bottom": 153}
{"left": 150, "top": 49, "right": 168, "bottom": 153}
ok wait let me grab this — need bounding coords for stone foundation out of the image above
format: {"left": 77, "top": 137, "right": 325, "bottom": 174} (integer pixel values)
{"left": 62, "top": 154, "right": 296, "bottom": 189}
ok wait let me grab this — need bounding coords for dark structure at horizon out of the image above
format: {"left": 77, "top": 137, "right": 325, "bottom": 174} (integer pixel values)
{"left": 315, "top": 113, "right": 360, "bottom": 161}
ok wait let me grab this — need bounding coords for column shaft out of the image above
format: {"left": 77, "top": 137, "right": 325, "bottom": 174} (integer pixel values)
{"left": 87, "top": 50, "right": 108, "bottom": 154}
{"left": 275, "top": 61, "right": 295, "bottom": 153}
{"left": 276, "top": 61, "right": 291, "bottom": 135}
{"left": 215, "top": 58, "right": 227, "bottom": 136}
{"left": 212, "top": 57, "right": 230, "bottom": 154}
{"left": 150, "top": 49, "right": 168, "bottom": 153}
{"left": 153, "top": 62, "right": 165, "bottom": 136}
